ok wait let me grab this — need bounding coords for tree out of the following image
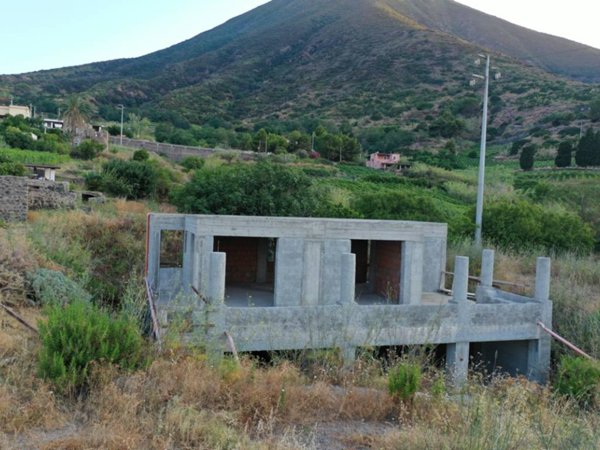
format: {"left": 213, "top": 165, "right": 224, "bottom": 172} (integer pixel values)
{"left": 575, "top": 129, "right": 600, "bottom": 167}
{"left": 62, "top": 96, "right": 92, "bottom": 136}
{"left": 128, "top": 113, "right": 151, "bottom": 139}
{"left": 171, "top": 162, "right": 318, "bottom": 217}
{"left": 519, "top": 145, "right": 536, "bottom": 171}
{"left": 555, "top": 141, "right": 573, "bottom": 168}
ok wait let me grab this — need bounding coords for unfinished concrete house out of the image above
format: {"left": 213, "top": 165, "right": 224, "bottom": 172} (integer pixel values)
{"left": 146, "top": 214, "right": 552, "bottom": 384}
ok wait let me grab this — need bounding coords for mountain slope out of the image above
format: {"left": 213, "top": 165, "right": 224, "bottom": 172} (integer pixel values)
{"left": 0, "top": 0, "right": 596, "bottom": 145}
{"left": 388, "top": 0, "right": 600, "bottom": 82}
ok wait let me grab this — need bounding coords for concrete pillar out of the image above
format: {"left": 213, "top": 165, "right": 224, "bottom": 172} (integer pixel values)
{"left": 534, "top": 257, "right": 551, "bottom": 301}
{"left": 451, "top": 256, "right": 469, "bottom": 303}
{"left": 182, "top": 231, "right": 195, "bottom": 294}
{"left": 146, "top": 222, "right": 162, "bottom": 291}
{"left": 400, "top": 241, "right": 424, "bottom": 305}
{"left": 302, "top": 240, "right": 322, "bottom": 306}
{"left": 480, "top": 249, "right": 495, "bottom": 287}
{"left": 446, "top": 342, "right": 469, "bottom": 387}
{"left": 206, "top": 251, "right": 226, "bottom": 362}
{"left": 340, "top": 252, "right": 356, "bottom": 304}
{"left": 530, "top": 258, "right": 552, "bottom": 383}
{"left": 274, "top": 238, "right": 303, "bottom": 306}
{"left": 208, "top": 252, "right": 226, "bottom": 305}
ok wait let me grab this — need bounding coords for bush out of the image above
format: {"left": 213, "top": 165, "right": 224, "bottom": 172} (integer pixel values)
{"left": 86, "top": 159, "right": 158, "bottom": 199}
{"left": 555, "top": 356, "right": 600, "bottom": 408}
{"left": 519, "top": 145, "right": 536, "bottom": 171}
{"left": 181, "top": 156, "right": 205, "bottom": 171}
{"left": 72, "top": 139, "right": 104, "bottom": 160}
{"left": 132, "top": 149, "right": 149, "bottom": 161}
{"left": 27, "top": 269, "right": 91, "bottom": 307}
{"left": 172, "top": 162, "right": 318, "bottom": 217}
{"left": 38, "top": 300, "right": 145, "bottom": 394}
{"left": 388, "top": 361, "right": 422, "bottom": 401}
{"left": 483, "top": 198, "right": 595, "bottom": 254}
{"left": 0, "top": 161, "right": 27, "bottom": 176}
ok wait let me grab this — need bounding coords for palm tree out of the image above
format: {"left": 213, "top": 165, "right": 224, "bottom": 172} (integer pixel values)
{"left": 62, "top": 96, "right": 90, "bottom": 137}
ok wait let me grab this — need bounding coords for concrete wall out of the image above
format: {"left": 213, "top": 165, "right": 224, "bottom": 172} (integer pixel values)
{"left": 110, "top": 136, "right": 255, "bottom": 162}
{"left": 0, "top": 176, "right": 28, "bottom": 221}
{"left": 146, "top": 214, "right": 552, "bottom": 384}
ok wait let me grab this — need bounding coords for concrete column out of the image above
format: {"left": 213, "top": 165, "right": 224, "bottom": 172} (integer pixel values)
{"left": 340, "top": 252, "right": 356, "bottom": 304}
{"left": 206, "top": 251, "right": 226, "bottom": 362}
{"left": 400, "top": 241, "right": 424, "bottom": 305}
{"left": 451, "top": 256, "right": 469, "bottom": 303}
{"left": 446, "top": 342, "right": 469, "bottom": 387}
{"left": 147, "top": 224, "right": 162, "bottom": 291}
{"left": 302, "top": 240, "right": 322, "bottom": 306}
{"left": 534, "top": 257, "right": 551, "bottom": 301}
{"left": 274, "top": 238, "right": 303, "bottom": 306}
{"left": 530, "top": 257, "right": 552, "bottom": 383}
{"left": 208, "top": 252, "right": 226, "bottom": 305}
{"left": 480, "top": 249, "right": 495, "bottom": 287}
{"left": 191, "top": 236, "right": 202, "bottom": 292}
{"left": 182, "top": 231, "right": 195, "bottom": 294}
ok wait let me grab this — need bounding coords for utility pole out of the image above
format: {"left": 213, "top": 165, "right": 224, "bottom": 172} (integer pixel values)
{"left": 118, "top": 104, "right": 125, "bottom": 146}
{"left": 472, "top": 54, "right": 495, "bottom": 247}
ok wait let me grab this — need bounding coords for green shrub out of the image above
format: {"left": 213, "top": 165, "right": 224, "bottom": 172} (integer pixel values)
{"left": 172, "top": 162, "right": 318, "bottom": 216}
{"left": 132, "top": 149, "right": 150, "bottom": 161}
{"left": 38, "top": 300, "right": 145, "bottom": 394}
{"left": 72, "top": 139, "right": 104, "bottom": 160}
{"left": 27, "top": 269, "right": 91, "bottom": 306}
{"left": 0, "top": 160, "right": 26, "bottom": 176}
{"left": 86, "top": 159, "right": 158, "bottom": 199}
{"left": 388, "top": 361, "right": 422, "bottom": 401}
{"left": 483, "top": 198, "right": 595, "bottom": 254}
{"left": 555, "top": 356, "right": 600, "bottom": 408}
{"left": 181, "top": 156, "right": 204, "bottom": 170}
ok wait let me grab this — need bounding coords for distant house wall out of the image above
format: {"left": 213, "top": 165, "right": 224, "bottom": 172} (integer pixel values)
{"left": 366, "top": 152, "right": 402, "bottom": 170}
{"left": 0, "top": 105, "right": 31, "bottom": 119}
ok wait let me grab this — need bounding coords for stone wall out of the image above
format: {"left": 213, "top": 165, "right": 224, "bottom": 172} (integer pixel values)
{"left": 27, "top": 179, "right": 78, "bottom": 210}
{"left": 0, "top": 176, "right": 79, "bottom": 222}
{"left": 0, "top": 176, "right": 28, "bottom": 222}
{"left": 110, "top": 136, "right": 255, "bottom": 162}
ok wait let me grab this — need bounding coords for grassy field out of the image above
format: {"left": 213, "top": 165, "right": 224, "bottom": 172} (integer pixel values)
{"left": 0, "top": 147, "right": 72, "bottom": 165}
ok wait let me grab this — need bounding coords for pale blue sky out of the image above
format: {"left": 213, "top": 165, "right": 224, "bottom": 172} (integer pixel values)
{"left": 2, "top": 0, "right": 599, "bottom": 75}
{"left": 1, "top": 0, "right": 269, "bottom": 74}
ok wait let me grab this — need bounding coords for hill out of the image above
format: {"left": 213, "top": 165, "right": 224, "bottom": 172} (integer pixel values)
{"left": 0, "top": 0, "right": 598, "bottom": 147}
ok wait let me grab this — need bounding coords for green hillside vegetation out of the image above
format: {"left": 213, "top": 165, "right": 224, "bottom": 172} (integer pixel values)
{"left": 1, "top": 0, "right": 599, "bottom": 156}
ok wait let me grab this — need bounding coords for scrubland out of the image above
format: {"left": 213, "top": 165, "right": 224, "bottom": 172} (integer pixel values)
{"left": 0, "top": 202, "right": 598, "bottom": 449}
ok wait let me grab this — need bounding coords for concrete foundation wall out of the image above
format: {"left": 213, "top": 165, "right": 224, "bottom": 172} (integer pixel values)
{"left": 0, "top": 176, "right": 28, "bottom": 221}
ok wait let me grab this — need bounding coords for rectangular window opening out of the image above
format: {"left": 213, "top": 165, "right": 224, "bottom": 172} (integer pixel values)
{"left": 214, "top": 236, "right": 276, "bottom": 307}
{"left": 160, "top": 230, "right": 184, "bottom": 268}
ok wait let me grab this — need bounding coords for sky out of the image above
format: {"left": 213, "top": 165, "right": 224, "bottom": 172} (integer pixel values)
{"left": 1, "top": 0, "right": 599, "bottom": 75}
